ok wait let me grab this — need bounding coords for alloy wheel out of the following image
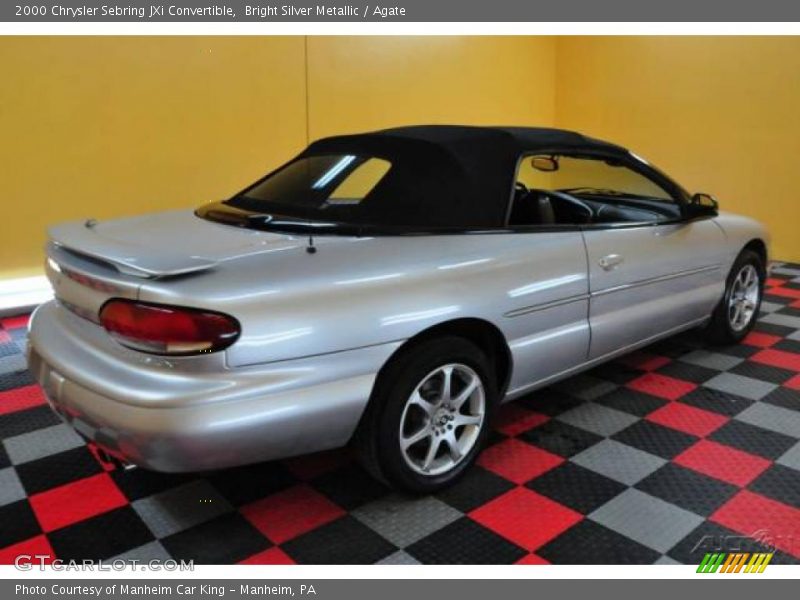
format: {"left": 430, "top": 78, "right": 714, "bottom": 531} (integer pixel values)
{"left": 398, "top": 363, "right": 486, "bottom": 476}
{"left": 728, "top": 263, "right": 760, "bottom": 332}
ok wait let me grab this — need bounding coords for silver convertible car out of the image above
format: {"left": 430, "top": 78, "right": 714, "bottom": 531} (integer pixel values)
{"left": 28, "top": 125, "right": 768, "bottom": 492}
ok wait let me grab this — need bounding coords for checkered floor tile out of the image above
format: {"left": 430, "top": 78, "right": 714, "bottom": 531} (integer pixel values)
{"left": 2, "top": 263, "right": 800, "bottom": 565}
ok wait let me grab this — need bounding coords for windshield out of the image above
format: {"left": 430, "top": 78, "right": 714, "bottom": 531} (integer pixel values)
{"left": 519, "top": 155, "right": 675, "bottom": 203}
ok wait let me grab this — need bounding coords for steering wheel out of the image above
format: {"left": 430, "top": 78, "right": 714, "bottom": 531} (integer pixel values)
{"left": 543, "top": 190, "right": 594, "bottom": 224}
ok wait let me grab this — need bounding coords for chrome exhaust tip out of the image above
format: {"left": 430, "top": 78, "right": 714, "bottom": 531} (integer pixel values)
{"left": 96, "top": 446, "right": 137, "bottom": 472}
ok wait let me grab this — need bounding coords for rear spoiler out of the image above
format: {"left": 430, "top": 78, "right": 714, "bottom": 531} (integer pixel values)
{"left": 48, "top": 220, "right": 218, "bottom": 279}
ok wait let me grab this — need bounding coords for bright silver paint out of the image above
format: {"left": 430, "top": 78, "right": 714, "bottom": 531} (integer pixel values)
{"left": 28, "top": 207, "right": 768, "bottom": 472}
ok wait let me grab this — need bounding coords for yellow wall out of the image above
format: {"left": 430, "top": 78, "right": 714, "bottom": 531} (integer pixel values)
{"left": 0, "top": 37, "right": 308, "bottom": 278}
{"left": 0, "top": 36, "right": 557, "bottom": 280}
{"left": 556, "top": 36, "right": 800, "bottom": 262}
{"left": 306, "top": 37, "right": 556, "bottom": 139}
{"left": 2, "top": 36, "right": 799, "bottom": 281}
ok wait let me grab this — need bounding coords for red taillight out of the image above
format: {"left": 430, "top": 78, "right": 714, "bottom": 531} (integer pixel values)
{"left": 99, "top": 300, "right": 240, "bottom": 356}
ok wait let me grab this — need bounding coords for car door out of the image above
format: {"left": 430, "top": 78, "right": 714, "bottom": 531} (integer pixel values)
{"left": 584, "top": 219, "right": 726, "bottom": 359}
{"left": 575, "top": 156, "right": 727, "bottom": 359}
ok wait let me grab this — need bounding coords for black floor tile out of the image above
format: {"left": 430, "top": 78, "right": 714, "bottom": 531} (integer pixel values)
{"left": 161, "top": 513, "right": 270, "bottom": 564}
{"left": 679, "top": 387, "right": 755, "bottom": 417}
{"left": 407, "top": 517, "right": 526, "bottom": 565}
{"left": 0, "top": 406, "right": 60, "bottom": 439}
{"left": 0, "top": 370, "right": 36, "bottom": 393}
{"left": 761, "top": 387, "right": 800, "bottom": 412}
{"left": 520, "top": 390, "right": 584, "bottom": 416}
{"left": 588, "top": 362, "right": 642, "bottom": 385}
{"left": 436, "top": 466, "right": 515, "bottom": 513}
{"left": 110, "top": 466, "right": 191, "bottom": 502}
{"left": 773, "top": 340, "right": 800, "bottom": 354}
{"left": 518, "top": 420, "right": 603, "bottom": 458}
{"left": 312, "top": 465, "right": 391, "bottom": 511}
{"left": 612, "top": 420, "right": 698, "bottom": 460}
{"left": 753, "top": 322, "right": 795, "bottom": 337}
{"left": 526, "top": 462, "right": 626, "bottom": 514}
{"left": 730, "top": 361, "right": 795, "bottom": 384}
{"left": 748, "top": 464, "right": 800, "bottom": 508}
{"left": 594, "top": 387, "right": 668, "bottom": 417}
{"left": 538, "top": 520, "right": 660, "bottom": 564}
{"left": 0, "top": 500, "right": 41, "bottom": 547}
{"left": 657, "top": 361, "right": 719, "bottom": 384}
{"left": 763, "top": 293, "right": 795, "bottom": 306}
{"left": 48, "top": 506, "right": 153, "bottom": 561}
{"left": 635, "top": 463, "right": 738, "bottom": 516}
{"left": 709, "top": 420, "right": 797, "bottom": 460}
{"left": 207, "top": 461, "right": 297, "bottom": 507}
{"left": 282, "top": 516, "right": 397, "bottom": 565}
{"left": 16, "top": 446, "right": 103, "bottom": 496}
{"left": 0, "top": 443, "right": 9, "bottom": 469}
{"left": 716, "top": 343, "right": 760, "bottom": 359}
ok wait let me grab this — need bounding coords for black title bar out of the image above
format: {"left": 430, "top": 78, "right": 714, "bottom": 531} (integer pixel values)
{"left": 5, "top": 0, "right": 800, "bottom": 22}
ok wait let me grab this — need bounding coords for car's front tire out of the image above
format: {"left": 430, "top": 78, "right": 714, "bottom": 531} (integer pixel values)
{"left": 355, "top": 336, "right": 497, "bottom": 493}
{"left": 706, "top": 249, "right": 765, "bottom": 344}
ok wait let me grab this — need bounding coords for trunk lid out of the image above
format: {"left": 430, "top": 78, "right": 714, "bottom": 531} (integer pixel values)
{"left": 49, "top": 209, "right": 300, "bottom": 278}
{"left": 45, "top": 209, "right": 300, "bottom": 321}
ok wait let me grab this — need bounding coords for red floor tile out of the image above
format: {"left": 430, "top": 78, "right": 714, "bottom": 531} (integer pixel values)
{"left": 470, "top": 487, "right": 582, "bottom": 551}
{"left": 1, "top": 315, "right": 29, "bottom": 330}
{"left": 785, "top": 373, "right": 800, "bottom": 391}
{"left": 711, "top": 490, "right": 800, "bottom": 559}
{"left": 768, "top": 286, "right": 800, "bottom": 300}
{"left": 627, "top": 372, "right": 697, "bottom": 401}
{"left": 494, "top": 404, "right": 550, "bottom": 437}
{"left": 646, "top": 402, "right": 728, "bottom": 437}
{"left": 0, "top": 385, "right": 46, "bottom": 416}
{"left": 674, "top": 439, "right": 771, "bottom": 487}
{"left": 477, "top": 438, "right": 563, "bottom": 484}
{"left": 515, "top": 553, "right": 550, "bottom": 565}
{"left": 241, "top": 484, "right": 345, "bottom": 544}
{"left": 239, "top": 547, "right": 296, "bottom": 565}
{"left": 742, "top": 331, "right": 781, "bottom": 348}
{"left": 29, "top": 473, "right": 127, "bottom": 532}
{"left": 0, "top": 535, "right": 55, "bottom": 565}
{"left": 86, "top": 443, "right": 117, "bottom": 472}
{"left": 3, "top": 299, "right": 800, "bottom": 566}
{"left": 751, "top": 348, "right": 800, "bottom": 372}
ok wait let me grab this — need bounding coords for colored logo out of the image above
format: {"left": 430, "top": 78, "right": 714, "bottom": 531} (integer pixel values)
{"left": 697, "top": 552, "right": 774, "bottom": 573}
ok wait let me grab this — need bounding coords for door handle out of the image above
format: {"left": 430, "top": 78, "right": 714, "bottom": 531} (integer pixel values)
{"left": 598, "top": 254, "right": 624, "bottom": 271}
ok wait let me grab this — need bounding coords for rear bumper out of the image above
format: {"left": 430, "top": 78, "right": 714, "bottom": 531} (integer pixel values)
{"left": 28, "top": 301, "right": 401, "bottom": 472}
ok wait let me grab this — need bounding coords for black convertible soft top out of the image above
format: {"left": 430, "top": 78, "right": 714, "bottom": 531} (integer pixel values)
{"left": 217, "top": 125, "right": 633, "bottom": 231}
{"left": 298, "top": 125, "right": 628, "bottom": 228}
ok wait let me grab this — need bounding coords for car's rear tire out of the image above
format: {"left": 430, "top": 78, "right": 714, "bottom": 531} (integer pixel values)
{"left": 705, "top": 249, "right": 765, "bottom": 344}
{"left": 354, "top": 336, "right": 498, "bottom": 493}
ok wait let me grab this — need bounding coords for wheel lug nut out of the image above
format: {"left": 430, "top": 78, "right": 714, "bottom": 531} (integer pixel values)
{"left": 447, "top": 424, "right": 453, "bottom": 430}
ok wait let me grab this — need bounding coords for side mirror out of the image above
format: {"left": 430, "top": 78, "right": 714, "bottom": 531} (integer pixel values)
{"left": 685, "top": 192, "right": 719, "bottom": 218}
